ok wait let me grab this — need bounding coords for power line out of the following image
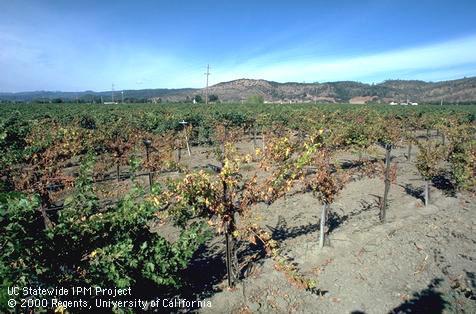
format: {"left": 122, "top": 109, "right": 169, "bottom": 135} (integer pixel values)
{"left": 204, "top": 64, "right": 210, "bottom": 105}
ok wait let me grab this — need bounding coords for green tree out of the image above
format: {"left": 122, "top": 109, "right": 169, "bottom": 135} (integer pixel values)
{"left": 209, "top": 94, "right": 219, "bottom": 102}
{"left": 193, "top": 95, "right": 203, "bottom": 103}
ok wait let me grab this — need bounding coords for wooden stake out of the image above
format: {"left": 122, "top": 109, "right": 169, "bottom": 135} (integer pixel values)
{"left": 424, "top": 181, "right": 430, "bottom": 206}
{"left": 185, "top": 134, "right": 192, "bottom": 156}
{"left": 380, "top": 144, "right": 392, "bottom": 223}
{"left": 252, "top": 125, "right": 257, "bottom": 149}
{"left": 144, "top": 143, "right": 153, "bottom": 191}
{"left": 319, "top": 203, "right": 328, "bottom": 249}
{"left": 221, "top": 125, "right": 227, "bottom": 161}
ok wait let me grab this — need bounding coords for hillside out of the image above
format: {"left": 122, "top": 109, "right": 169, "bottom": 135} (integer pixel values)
{"left": 204, "top": 77, "right": 476, "bottom": 103}
{"left": 1, "top": 77, "right": 476, "bottom": 103}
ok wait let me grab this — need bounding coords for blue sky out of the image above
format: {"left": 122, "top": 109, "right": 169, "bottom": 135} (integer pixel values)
{"left": 1, "top": 0, "right": 476, "bottom": 92}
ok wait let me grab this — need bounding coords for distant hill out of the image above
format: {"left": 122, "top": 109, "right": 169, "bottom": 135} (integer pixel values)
{"left": 1, "top": 77, "right": 476, "bottom": 103}
{"left": 0, "top": 88, "right": 196, "bottom": 103}
{"left": 203, "top": 77, "right": 476, "bottom": 103}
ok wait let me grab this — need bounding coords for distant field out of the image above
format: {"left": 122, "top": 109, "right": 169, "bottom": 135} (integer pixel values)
{"left": 1, "top": 102, "right": 475, "bottom": 128}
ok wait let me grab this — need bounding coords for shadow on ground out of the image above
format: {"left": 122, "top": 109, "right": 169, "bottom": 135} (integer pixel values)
{"left": 130, "top": 243, "right": 228, "bottom": 312}
{"left": 328, "top": 199, "right": 377, "bottom": 233}
{"left": 267, "top": 215, "right": 320, "bottom": 242}
{"left": 178, "top": 244, "right": 227, "bottom": 300}
{"left": 400, "top": 183, "right": 424, "bottom": 202}
{"left": 432, "top": 173, "right": 456, "bottom": 197}
{"left": 389, "top": 278, "right": 447, "bottom": 314}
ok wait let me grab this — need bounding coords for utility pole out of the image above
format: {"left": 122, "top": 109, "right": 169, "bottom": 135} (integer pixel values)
{"left": 204, "top": 64, "right": 210, "bottom": 105}
{"left": 121, "top": 91, "right": 124, "bottom": 103}
{"left": 112, "top": 83, "right": 115, "bottom": 102}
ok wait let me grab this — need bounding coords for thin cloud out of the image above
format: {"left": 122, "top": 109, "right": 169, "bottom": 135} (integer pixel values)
{"left": 210, "top": 34, "right": 476, "bottom": 84}
{"left": 1, "top": 30, "right": 476, "bottom": 91}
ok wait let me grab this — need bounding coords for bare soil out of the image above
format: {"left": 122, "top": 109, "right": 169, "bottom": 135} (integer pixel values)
{"left": 55, "top": 135, "right": 475, "bottom": 313}
{"left": 171, "top": 139, "right": 476, "bottom": 314}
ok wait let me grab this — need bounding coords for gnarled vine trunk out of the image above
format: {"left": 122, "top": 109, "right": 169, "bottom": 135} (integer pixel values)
{"left": 225, "top": 225, "right": 236, "bottom": 287}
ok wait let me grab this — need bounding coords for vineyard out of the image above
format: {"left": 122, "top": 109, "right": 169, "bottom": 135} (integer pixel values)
{"left": 1, "top": 102, "right": 475, "bottom": 313}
